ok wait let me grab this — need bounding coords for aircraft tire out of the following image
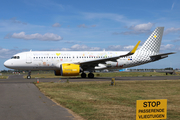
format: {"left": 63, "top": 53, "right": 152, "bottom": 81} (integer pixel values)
{"left": 88, "top": 73, "right": 94, "bottom": 78}
{"left": 27, "top": 76, "right": 31, "bottom": 79}
{"left": 81, "top": 73, "right": 86, "bottom": 78}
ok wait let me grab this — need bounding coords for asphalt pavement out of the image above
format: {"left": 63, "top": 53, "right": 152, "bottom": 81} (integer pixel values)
{"left": 0, "top": 75, "right": 75, "bottom": 120}
{"left": 0, "top": 75, "right": 180, "bottom": 83}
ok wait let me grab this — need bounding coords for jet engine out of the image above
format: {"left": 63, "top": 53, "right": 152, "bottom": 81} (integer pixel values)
{"left": 54, "top": 63, "right": 80, "bottom": 76}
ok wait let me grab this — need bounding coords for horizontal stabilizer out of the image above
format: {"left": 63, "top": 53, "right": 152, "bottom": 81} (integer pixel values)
{"left": 150, "top": 52, "right": 175, "bottom": 58}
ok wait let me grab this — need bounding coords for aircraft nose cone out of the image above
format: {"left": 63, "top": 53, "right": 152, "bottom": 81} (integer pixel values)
{"left": 4, "top": 60, "right": 11, "bottom": 68}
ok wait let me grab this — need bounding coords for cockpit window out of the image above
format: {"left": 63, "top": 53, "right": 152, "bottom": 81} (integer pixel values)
{"left": 11, "top": 56, "right": 20, "bottom": 59}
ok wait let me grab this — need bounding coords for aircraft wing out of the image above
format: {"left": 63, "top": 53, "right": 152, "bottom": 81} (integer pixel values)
{"left": 75, "top": 41, "right": 140, "bottom": 69}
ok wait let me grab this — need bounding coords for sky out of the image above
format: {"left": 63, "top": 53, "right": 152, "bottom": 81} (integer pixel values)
{"left": 1, "top": 0, "right": 180, "bottom": 70}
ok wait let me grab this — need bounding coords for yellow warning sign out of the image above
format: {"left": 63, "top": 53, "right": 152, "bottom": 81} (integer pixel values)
{"left": 136, "top": 99, "right": 167, "bottom": 120}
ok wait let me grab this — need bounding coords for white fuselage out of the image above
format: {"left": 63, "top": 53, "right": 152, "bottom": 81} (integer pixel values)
{"left": 4, "top": 50, "right": 156, "bottom": 71}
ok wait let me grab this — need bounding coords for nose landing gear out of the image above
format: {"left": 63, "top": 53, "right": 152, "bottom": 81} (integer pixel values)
{"left": 27, "top": 71, "right": 31, "bottom": 79}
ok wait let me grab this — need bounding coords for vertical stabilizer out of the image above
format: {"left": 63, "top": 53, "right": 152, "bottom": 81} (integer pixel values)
{"left": 138, "top": 27, "right": 164, "bottom": 54}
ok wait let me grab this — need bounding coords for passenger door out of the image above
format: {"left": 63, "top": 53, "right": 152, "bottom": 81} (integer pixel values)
{"left": 26, "top": 53, "right": 32, "bottom": 64}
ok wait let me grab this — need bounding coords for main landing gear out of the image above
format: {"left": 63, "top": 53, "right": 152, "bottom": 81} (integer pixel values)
{"left": 81, "top": 72, "right": 94, "bottom": 78}
{"left": 27, "top": 71, "right": 31, "bottom": 79}
{"left": 81, "top": 72, "right": 86, "bottom": 78}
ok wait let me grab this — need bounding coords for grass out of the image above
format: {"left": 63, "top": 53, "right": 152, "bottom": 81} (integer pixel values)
{"left": 24, "top": 71, "right": 180, "bottom": 78}
{"left": 0, "top": 76, "right": 8, "bottom": 79}
{"left": 36, "top": 80, "right": 180, "bottom": 120}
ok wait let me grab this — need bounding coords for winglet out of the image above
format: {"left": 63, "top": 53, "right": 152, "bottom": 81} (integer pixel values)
{"left": 130, "top": 41, "right": 141, "bottom": 54}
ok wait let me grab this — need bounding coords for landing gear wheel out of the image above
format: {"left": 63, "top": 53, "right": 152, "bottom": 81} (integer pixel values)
{"left": 27, "top": 70, "right": 31, "bottom": 79}
{"left": 81, "top": 73, "right": 86, "bottom": 78}
{"left": 88, "top": 73, "right": 94, "bottom": 78}
{"left": 27, "top": 76, "right": 31, "bottom": 79}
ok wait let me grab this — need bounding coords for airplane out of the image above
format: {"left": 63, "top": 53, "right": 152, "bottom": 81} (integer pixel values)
{"left": 4, "top": 27, "right": 175, "bottom": 79}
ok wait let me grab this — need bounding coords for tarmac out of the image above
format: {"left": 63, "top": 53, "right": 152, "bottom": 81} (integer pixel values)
{"left": 0, "top": 75, "right": 180, "bottom": 83}
{"left": 0, "top": 75, "right": 75, "bottom": 120}
{"left": 0, "top": 75, "right": 179, "bottom": 120}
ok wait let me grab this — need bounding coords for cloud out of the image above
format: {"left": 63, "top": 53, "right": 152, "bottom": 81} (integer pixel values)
{"left": 78, "top": 24, "right": 87, "bottom": 28}
{"left": 106, "top": 45, "right": 136, "bottom": 51}
{"left": 129, "top": 22, "right": 154, "bottom": 31}
{"left": 81, "top": 12, "right": 139, "bottom": 25}
{"left": 82, "top": 13, "right": 124, "bottom": 22}
{"left": 171, "top": 2, "right": 175, "bottom": 10}
{"left": 172, "top": 36, "right": 180, "bottom": 42}
{"left": 10, "top": 17, "right": 27, "bottom": 25}
{"left": 71, "top": 44, "right": 101, "bottom": 51}
{"left": 0, "top": 48, "right": 20, "bottom": 59}
{"left": 60, "top": 44, "right": 101, "bottom": 51}
{"left": 78, "top": 24, "right": 97, "bottom": 28}
{"left": 164, "top": 27, "right": 180, "bottom": 35}
{"left": 160, "top": 44, "right": 174, "bottom": 51}
{"left": 123, "top": 45, "right": 134, "bottom": 51}
{"left": 113, "top": 22, "right": 154, "bottom": 35}
{"left": 61, "top": 48, "right": 71, "bottom": 51}
{"left": 63, "top": 40, "right": 82, "bottom": 44}
{"left": 52, "top": 23, "right": 61, "bottom": 27}
{"left": 5, "top": 32, "right": 63, "bottom": 41}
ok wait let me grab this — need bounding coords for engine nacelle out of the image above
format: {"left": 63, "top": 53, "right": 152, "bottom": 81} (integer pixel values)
{"left": 54, "top": 63, "right": 80, "bottom": 76}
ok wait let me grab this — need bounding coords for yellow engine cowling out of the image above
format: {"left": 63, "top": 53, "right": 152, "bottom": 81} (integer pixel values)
{"left": 54, "top": 64, "right": 80, "bottom": 76}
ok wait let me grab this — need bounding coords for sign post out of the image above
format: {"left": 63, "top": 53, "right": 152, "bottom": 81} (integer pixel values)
{"left": 136, "top": 99, "right": 167, "bottom": 120}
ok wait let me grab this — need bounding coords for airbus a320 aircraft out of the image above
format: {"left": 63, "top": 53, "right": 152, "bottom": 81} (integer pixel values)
{"left": 4, "top": 27, "right": 175, "bottom": 79}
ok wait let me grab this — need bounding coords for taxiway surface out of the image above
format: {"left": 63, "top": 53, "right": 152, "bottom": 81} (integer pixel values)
{"left": 0, "top": 75, "right": 75, "bottom": 120}
{"left": 0, "top": 75, "right": 179, "bottom": 83}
